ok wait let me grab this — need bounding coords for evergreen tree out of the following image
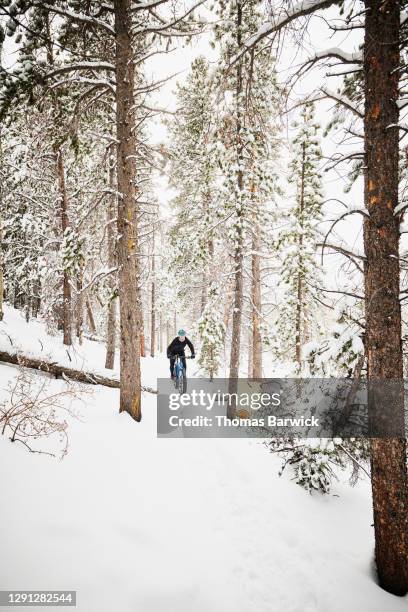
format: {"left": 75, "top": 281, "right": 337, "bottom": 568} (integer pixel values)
{"left": 197, "top": 283, "right": 225, "bottom": 380}
{"left": 213, "top": 0, "right": 281, "bottom": 386}
{"left": 276, "top": 103, "right": 324, "bottom": 371}
{"left": 168, "top": 56, "right": 219, "bottom": 311}
{"left": 305, "top": 304, "right": 365, "bottom": 377}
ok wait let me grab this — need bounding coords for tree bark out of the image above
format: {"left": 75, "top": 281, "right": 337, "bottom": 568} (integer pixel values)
{"left": 247, "top": 323, "right": 253, "bottom": 377}
{"left": 251, "top": 229, "right": 262, "bottom": 377}
{"left": 200, "top": 271, "right": 207, "bottom": 316}
{"left": 55, "top": 147, "right": 72, "bottom": 346}
{"left": 140, "top": 287, "right": 146, "bottom": 358}
{"left": 200, "top": 191, "right": 213, "bottom": 315}
{"left": 295, "top": 141, "right": 306, "bottom": 369}
{"left": 114, "top": 0, "right": 142, "bottom": 420}
{"left": 32, "top": 278, "right": 41, "bottom": 318}
{"left": 0, "top": 130, "right": 4, "bottom": 323}
{"left": 364, "top": 0, "right": 408, "bottom": 595}
{"left": 76, "top": 264, "right": 84, "bottom": 345}
{"left": 0, "top": 209, "right": 3, "bottom": 323}
{"left": 222, "top": 276, "right": 234, "bottom": 330}
{"left": 159, "top": 311, "right": 162, "bottom": 353}
{"left": 105, "top": 147, "right": 117, "bottom": 370}
{"left": 227, "top": 1, "right": 244, "bottom": 417}
{"left": 85, "top": 298, "right": 96, "bottom": 335}
{"left": 150, "top": 230, "right": 155, "bottom": 357}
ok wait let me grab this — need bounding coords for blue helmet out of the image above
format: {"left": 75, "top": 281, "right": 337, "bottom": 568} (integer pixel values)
{"left": 178, "top": 329, "right": 186, "bottom": 336}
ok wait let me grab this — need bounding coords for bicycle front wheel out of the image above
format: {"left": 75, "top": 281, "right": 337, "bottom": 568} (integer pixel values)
{"left": 177, "top": 371, "right": 187, "bottom": 394}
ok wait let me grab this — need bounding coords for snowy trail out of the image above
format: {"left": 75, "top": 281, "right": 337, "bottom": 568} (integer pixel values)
{"left": 1, "top": 368, "right": 407, "bottom": 612}
{"left": 0, "top": 310, "right": 407, "bottom": 611}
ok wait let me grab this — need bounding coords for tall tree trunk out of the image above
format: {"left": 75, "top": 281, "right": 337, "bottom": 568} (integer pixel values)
{"left": 247, "top": 323, "right": 253, "bottom": 377}
{"left": 114, "top": 0, "right": 142, "bottom": 420}
{"left": 0, "top": 130, "right": 4, "bottom": 322}
{"left": 200, "top": 271, "right": 207, "bottom": 316}
{"left": 55, "top": 147, "right": 72, "bottom": 346}
{"left": 105, "top": 146, "right": 117, "bottom": 370}
{"left": 139, "top": 283, "right": 145, "bottom": 358}
{"left": 140, "top": 318, "right": 146, "bottom": 357}
{"left": 32, "top": 278, "right": 41, "bottom": 318}
{"left": 25, "top": 295, "right": 30, "bottom": 323}
{"left": 150, "top": 231, "right": 155, "bottom": 358}
{"left": 200, "top": 191, "right": 213, "bottom": 315}
{"left": 364, "top": 0, "right": 408, "bottom": 595}
{"left": 228, "top": 233, "right": 244, "bottom": 379}
{"left": 228, "top": 1, "right": 244, "bottom": 417}
{"left": 222, "top": 273, "right": 234, "bottom": 347}
{"left": 86, "top": 298, "right": 96, "bottom": 335}
{"left": 222, "top": 276, "right": 234, "bottom": 331}
{"left": 105, "top": 294, "right": 117, "bottom": 369}
{"left": 251, "top": 229, "right": 262, "bottom": 377}
{"left": 295, "top": 141, "right": 306, "bottom": 369}
{"left": 76, "top": 264, "right": 84, "bottom": 345}
{"left": 0, "top": 211, "right": 3, "bottom": 323}
{"left": 159, "top": 311, "right": 162, "bottom": 353}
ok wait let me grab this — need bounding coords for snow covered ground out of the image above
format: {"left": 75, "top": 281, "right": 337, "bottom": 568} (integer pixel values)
{"left": 1, "top": 307, "right": 407, "bottom": 612}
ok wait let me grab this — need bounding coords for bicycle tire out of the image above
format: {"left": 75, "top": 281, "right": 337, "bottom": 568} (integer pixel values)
{"left": 177, "top": 370, "right": 186, "bottom": 394}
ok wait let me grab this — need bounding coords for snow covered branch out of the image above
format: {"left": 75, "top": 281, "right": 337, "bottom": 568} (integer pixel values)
{"left": 308, "top": 48, "right": 362, "bottom": 65}
{"left": 49, "top": 78, "right": 115, "bottom": 95}
{"left": 33, "top": 3, "right": 115, "bottom": 35}
{"left": 318, "top": 242, "right": 366, "bottom": 261}
{"left": 321, "top": 208, "right": 369, "bottom": 265}
{"left": 243, "top": 0, "right": 341, "bottom": 50}
{"left": 70, "top": 267, "right": 118, "bottom": 295}
{"left": 328, "top": 21, "right": 364, "bottom": 31}
{"left": 44, "top": 62, "right": 116, "bottom": 80}
{"left": 318, "top": 242, "right": 365, "bottom": 273}
{"left": 133, "top": 0, "right": 206, "bottom": 34}
{"left": 397, "top": 98, "right": 408, "bottom": 110}
{"left": 280, "top": 88, "right": 363, "bottom": 118}
{"left": 323, "top": 150, "right": 364, "bottom": 171}
{"left": 394, "top": 199, "right": 408, "bottom": 216}
{"left": 320, "top": 87, "right": 364, "bottom": 118}
{"left": 131, "top": 0, "right": 171, "bottom": 10}
{"left": 307, "top": 283, "right": 364, "bottom": 300}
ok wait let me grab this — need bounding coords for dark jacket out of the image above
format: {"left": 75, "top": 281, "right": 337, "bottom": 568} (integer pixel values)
{"left": 167, "top": 337, "right": 195, "bottom": 358}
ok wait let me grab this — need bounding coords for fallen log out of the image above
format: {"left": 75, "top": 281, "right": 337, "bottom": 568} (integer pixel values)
{"left": 0, "top": 350, "right": 158, "bottom": 394}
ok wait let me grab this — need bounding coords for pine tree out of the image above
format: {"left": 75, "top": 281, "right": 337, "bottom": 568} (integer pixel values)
{"left": 276, "top": 103, "right": 324, "bottom": 371}
{"left": 197, "top": 283, "right": 225, "bottom": 380}
{"left": 305, "top": 303, "right": 365, "bottom": 377}
{"left": 168, "top": 56, "right": 219, "bottom": 311}
{"left": 213, "top": 0, "right": 280, "bottom": 389}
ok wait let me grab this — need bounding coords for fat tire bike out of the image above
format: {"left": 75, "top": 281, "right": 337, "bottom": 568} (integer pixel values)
{"left": 173, "top": 355, "right": 193, "bottom": 394}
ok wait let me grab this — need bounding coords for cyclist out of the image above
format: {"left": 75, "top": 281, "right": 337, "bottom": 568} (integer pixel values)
{"left": 167, "top": 329, "right": 195, "bottom": 380}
